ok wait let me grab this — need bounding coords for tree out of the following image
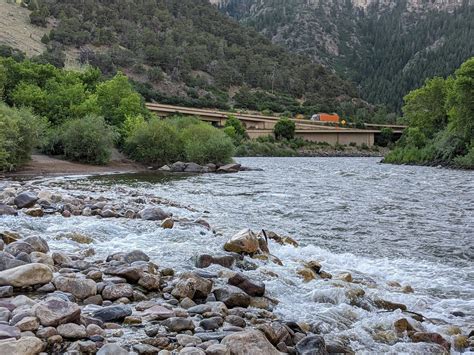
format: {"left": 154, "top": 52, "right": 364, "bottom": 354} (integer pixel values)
{"left": 274, "top": 118, "right": 295, "bottom": 140}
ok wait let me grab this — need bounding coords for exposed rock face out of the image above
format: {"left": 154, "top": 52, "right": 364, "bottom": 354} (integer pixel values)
{"left": 221, "top": 330, "right": 282, "bottom": 355}
{"left": 35, "top": 297, "right": 81, "bottom": 326}
{"left": 0, "top": 263, "right": 53, "bottom": 287}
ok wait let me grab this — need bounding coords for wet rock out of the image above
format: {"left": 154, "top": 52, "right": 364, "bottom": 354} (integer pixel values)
{"left": 0, "top": 263, "right": 53, "bottom": 287}
{"left": 259, "top": 230, "right": 299, "bottom": 247}
{"left": 0, "top": 204, "right": 17, "bottom": 216}
{"left": 394, "top": 318, "right": 414, "bottom": 333}
{"left": 107, "top": 250, "right": 150, "bottom": 264}
{"left": 29, "top": 252, "right": 54, "bottom": 266}
{"left": 35, "top": 297, "right": 81, "bottom": 326}
{"left": 0, "top": 336, "right": 44, "bottom": 355}
{"left": 53, "top": 276, "right": 97, "bottom": 299}
{"left": 51, "top": 251, "right": 73, "bottom": 266}
{"left": 163, "top": 317, "right": 195, "bottom": 332}
{"left": 102, "top": 283, "right": 134, "bottom": 300}
{"left": 100, "top": 209, "right": 116, "bottom": 218}
{"left": 159, "top": 165, "right": 171, "bottom": 172}
{"left": 172, "top": 272, "right": 213, "bottom": 300}
{"left": 91, "top": 305, "right": 132, "bottom": 322}
{"left": 137, "top": 273, "right": 161, "bottom": 291}
{"left": 15, "top": 316, "right": 39, "bottom": 331}
{"left": 453, "top": 335, "right": 469, "bottom": 351}
{"left": 185, "top": 162, "right": 205, "bottom": 173}
{"left": 221, "top": 330, "right": 280, "bottom": 354}
{"left": 139, "top": 207, "right": 171, "bottom": 221}
{"left": 195, "top": 218, "right": 211, "bottom": 230}
{"left": 214, "top": 285, "right": 251, "bottom": 308}
{"left": 0, "top": 285, "right": 13, "bottom": 297}
{"left": 68, "top": 340, "right": 97, "bottom": 353}
{"left": 161, "top": 217, "right": 174, "bottom": 229}
{"left": 374, "top": 299, "right": 407, "bottom": 311}
{"left": 217, "top": 163, "right": 241, "bottom": 173}
{"left": 5, "top": 241, "right": 34, "bottom": 256}
{"left": 336, "top": 272, "right": 353, "bottom": 283}
{"left": 196, "top": 254, "right": 235, "bottom": 269}
{"left": 257, "top": 322, "right": 291, "bottom": 346}
{"left": 57, "top": 323, "right": 87, "bottom": 339}
{"left": 24, "top": 208, "right": 44, "bottom": 217}
{"left": 105, "top": 265, "right": 143, "bottom": 283}
{"left": 410, "top": 332, "right": 450, "bottom": 351}
{"left": 224, "top": 229, "right": 260, "bottom": 254}
{"left": 0, "top": 324, "right": 21, "bottom": 339}
{"left": 36, "top": 282, "right": 55, "bottom": 293}
{"left": 296, "top": 335, "right": 328, "bottom": 355}
{"left": 14, "top": 192, "right": 38, "bottom": 209}
{"left": 228, "top": 273, "right": 265, "bottom": 297}
{"left": 97, "top": 343, "right": 129, "bottom": 355}
{"left": 133, "top": 343, "right": 160, "bottom": 354}
{"left": 171, "top": 161, "right": 187, "bottom": 172}
{"left": 401, "top": 285, "right": 414, "bottom": 293}
{"left": 0, "top": 231, "right": 21, "bottom": 244}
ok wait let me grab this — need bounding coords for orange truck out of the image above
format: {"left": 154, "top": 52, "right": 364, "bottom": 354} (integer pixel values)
{"left": 311, "top": 113, "right": 340, "bottom": 123}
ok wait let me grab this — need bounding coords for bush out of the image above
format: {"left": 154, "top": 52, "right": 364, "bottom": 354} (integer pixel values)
{"left": 0, "top": 103, "right": 47, "bottom": 171}
{"left": 125, "top": 118, "right": 183, "bottom": 165}
{"left": 376, "top": 127, "right": 394, "bottom": 147}
{"left": 60, "top": 115, "right": 117, "bottom": 165}
{"left": 224, "top": 115, "right": 246, "bottom": 144}
{"left": 235, "top": 140, "right": 297, "bottom": 157}
{"left": 274, "top": 118, "right": 296, "bottom": 140}
{"left": 181, "top": 123, "right": 235, "bottom": 164}
{"left": 453, "top": 143, "right": 474, "bottom": 169}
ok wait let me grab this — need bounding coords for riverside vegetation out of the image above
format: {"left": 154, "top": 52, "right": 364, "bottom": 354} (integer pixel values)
{"left": 0, "top": 179, "right": 471, "bottom": 354}
{"left": 383, "top": 57, "right": 474, "bottom": 169}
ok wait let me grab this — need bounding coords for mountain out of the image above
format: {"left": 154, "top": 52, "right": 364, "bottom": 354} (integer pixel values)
{"left": 213, "top": 0, "right": 474, "bottom": 111}
{"left": 0, "top": 0, "right": 372, "bottom": 117}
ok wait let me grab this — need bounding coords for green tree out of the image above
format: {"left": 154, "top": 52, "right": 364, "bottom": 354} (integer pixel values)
{"left": 274, "top": 118, "right": 296, "bottom": 140}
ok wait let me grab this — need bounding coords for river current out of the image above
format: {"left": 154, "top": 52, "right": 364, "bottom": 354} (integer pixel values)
{"left": 2, "top": 157, "right": 473, "bottom": 353}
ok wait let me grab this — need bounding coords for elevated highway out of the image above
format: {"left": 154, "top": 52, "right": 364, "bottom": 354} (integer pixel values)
{"left": 146, "top": 103, "right": 406, "bottom": 147}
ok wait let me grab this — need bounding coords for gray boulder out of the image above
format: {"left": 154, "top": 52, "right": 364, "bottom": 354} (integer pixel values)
{"left": 53, "top": 276, "right": 97, "bottom": 300}
{"left": 214, "top": 285, "right": 251, "bottom": 308}
{"left": 139, "top": 207, "right": 171, "bottom": 221}
{"left": 14, "top": 192, "right": 38, "bottom": 209}
{"left": 5, "top": 241, "right": 34, "bottom": 257}
{"left": 35, "top": 297, "right": 81, "bottom": 326}
{"left": 23, "top": 236, "right": 49, "bottom": 253}
{"left": 91, "top": 305, "right": 132, "bottom": 322}
{"left": 0, "top": 204, "right": 17, "bottom": 216}
{"left": 296, "top": 335, "right": 328, "bottom": 355}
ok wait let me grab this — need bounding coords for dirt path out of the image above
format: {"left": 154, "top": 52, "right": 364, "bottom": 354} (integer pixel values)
{"left": 3, "top": 153, "right": 147, "bottom": 178}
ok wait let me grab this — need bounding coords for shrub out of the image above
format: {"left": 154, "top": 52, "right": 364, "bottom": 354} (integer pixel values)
{"left": 125, "top": 118, "right": 183, "bottom": 165}
{"left": 0, "top": 103, "right": 47, "bottom": 171}
{"left": 60, "top": 115, "right": 117, "bottom": 165}
{"left": 349, "top": 142, "right": 357, "bottom": 147}
{"left": 376, "top": 127, "right": 394, "bottom": 147}
{"left": 453, "top": 143, "right": 474, "bottom": 169}
{"left": 181, "top": 123, "right": 234, "bottom": 164}
{"left": 235, "top": 140, "right": 297, "bottom": 157}
{"left": 274, "top": 118, "right": 296, "bottom": 140}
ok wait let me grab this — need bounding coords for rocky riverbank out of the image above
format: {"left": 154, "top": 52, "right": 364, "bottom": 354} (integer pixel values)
{"left": 0, "top": 183, "right": 473, "bottom": 354}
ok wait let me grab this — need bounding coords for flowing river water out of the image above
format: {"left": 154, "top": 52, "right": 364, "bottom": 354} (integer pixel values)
{"left": 1, "top": 157, "right": 473, "bottom": 353}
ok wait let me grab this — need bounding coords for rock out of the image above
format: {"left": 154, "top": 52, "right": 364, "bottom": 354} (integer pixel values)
{"left": 0, "top": 307, "right": 10, "bottom": 322}
{"left": 36, "top": 327, "right": 57, "bottom": 339}
{"left": 0, "top": 285, "right": 13, "bottom": 297}
{"left": 23, "top": 236, "right": 49, "bottom": 253}
{"left": 0, "top": 204, "right": 17, "bottom": 216}
{"left": 139, "top": 207, "right": 171, "bottom": 221}
{"left": 217, "top": 163, "right": 241, "bottom": 173}
{"left": 180, "top": 347, "right": 206, "bottom": 355}
{"left": 410, "top": 332, "right": 450, "bottom": 351}
{"left": 29, "top": 252, "right": 54, "bottom": 266}
{"left": 15, "top": 251, "right": 31, "bottom": 263}
{"left": 159, "top": 165, "right": 171, "bottom": 172}
{"left": 51, "top": 251, "right": 73, "bottom": 266}
{"left": 97, "top": 343, "right": 129, "bottom": 355}
{"left": 296, "top": 335, "right": 328, "bottom": 355}
{"left": 401, "top": 285, "right": 414, "bottom": 293}
{"left": 0, "top": 336, "right": 44, "bottom": 355}
{"left": 177, "top": 334, "right": 202, "bottom": 346}
{"left": 5, "top": 241, "right": 34, "bottom": 256}
{"left": 62, "top": 210, "right": 71, "bottom": 217}
{"left": 0, "top": 263, "right": 53, "bottom": 287}
{"left": 224, "top": 229, "right": 260, "bottom": 254}
{"left": 180, "top": 297, "right": 197, "bottom": 309}
{"left": 171, "top": 161, "right": 187, "bottom": 172}
{"left": 259, "top": 230, "right": 299, "bottom": 247}
{"left": 206, "top": 344, "right": 230, "bottom": 355}
{"left": 184, "top": 162, "right": 203, "bottom": 173}
{"left": 228, "top": 273, "right": 265, "bottom": 297}
{"left": 138, "top": 273, "right": 161, "bottom": 291}
{"left": 393, "top": 318, "right": 414, "bottom": 333}
{"left": 59, "top": 232, "right": 94, "bottom": 244}
{"left": 374, "top": 299, "right": 407, "bottom": 311}
{"left": 105, "top": 265, "right": 143, "bottom": 283}
{"left": 225, "top": 315, "right": 246, "bottom": 328}
{"left": 100, "top": 209, "right": 116, "bottom": 218}
{"left": 172, "top": 272, "right": 213, "bottom": 300}
{"left": 196, "top": 254, "right": 235, "bottom": 269}
{"left": 188, "top": 304, "right": 212, "bottom": 315}
{"left": 200, "top": 316, "right": 224, "bottom": 331}
{"left": 14, "top": 192, "right": 38, "bottom": 209}
{"left": 68, "top": 340, "right": 97, "bottom": 353}
{"left": 24, "top": 208, "right": 44, "bottom": 217}
{"left": 57, "top": 323, "right": 87, "bottom": 339}
{"left": 453, "top": 335, "right": 469, "bottom": 351}
{"left": 124, "top": 250, "right": 150, "bottom": 263}
{"left": 86, "top": 324, "right": 104, "bottom": 336}
{"left": 163, "top": 317, "right": 195, "bottom": 332}
{"left": 35, "top": 297, "right": 81, "bottom": 326}
{"left": 133, "top": 343, "right": 160, "bottom": 354}
{"left": 53, "top": 276, "right": 97, "bottom": 299}
{"left": 0, "top": 252, "right": 26, "bottom": 271}
{"left": 214, "top": 285, "right": 251, "bottom": 308}
{"left": 249, "top": 296, "right": 275, "bottom": 310}
{"left": 221, "top": 330, "right": 281, "bottom": 354}
{"left": 102, "top": 283, "right": 134, "bottom": 300}
{"left": 0, "top": 324, "right": 21, "bottom": 339}
{"left": 91, "top": 305, "right": 132, "bottom": 322}
{"left": 336, "top": 272, "right": 353, "bottom": 283}
{"left": 15, "top": 316, "right": 39, "bottom": 331}
{"left": 161, "top": 217, "right": 174, "bottom": 229}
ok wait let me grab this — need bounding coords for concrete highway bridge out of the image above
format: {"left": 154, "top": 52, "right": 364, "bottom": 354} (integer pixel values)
{"left": 146, "top": 103, "right": 406, "bottom": 147}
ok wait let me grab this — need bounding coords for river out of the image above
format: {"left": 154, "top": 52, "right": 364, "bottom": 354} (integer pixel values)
{"left": 2, "top": 157, "right": 473, "bottom": 352}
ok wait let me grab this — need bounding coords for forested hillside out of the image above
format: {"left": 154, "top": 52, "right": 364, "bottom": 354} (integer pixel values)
{"left": 215, "top": 0, "right": 474, "bottom": 111}
{"left": 17, "top": 0, "right": 368, "bottom": 116}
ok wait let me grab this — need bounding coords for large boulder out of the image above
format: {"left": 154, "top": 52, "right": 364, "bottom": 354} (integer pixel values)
{"left": 221, "top": 330, "right": 281, "bottom": 355}
{"left": 171, "top": 272, "right": 213, "bottom": 300}
{"left": 53, "top": 276, "right": 97, "bottom": 300}
{"left": 296, "top": 335, "right": 328, "bottom": 355}
{"left": 224, "top": 229, "right": 260, "bottom": 254}
{"left": 228, "top": 273, "right": 265, "bottom": 297}
{"left": 139, "top": 207, "right": 172, "bottom": 221}
{"left": 214, "top": 285, "right": 251, "bottom": 308}
{"left": 0, "top": 204, "right": 17, "bottom": 216}
{"left": 35, "top": 297, "right": 81, "bottom": 326}
{"left": 0, "top": 263, "right": 52, "bottom": 287}
{"left": 170, "top": 161, "right": 187, "bottom": 172}
{"left": 14, "top": 192, "right": 38, "bottom": 209}
{"left": 91, "top": 305, "right": 132, "bottom": 322}
{"left": 0, "top": 336, "right": 44, "bottom": 355}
